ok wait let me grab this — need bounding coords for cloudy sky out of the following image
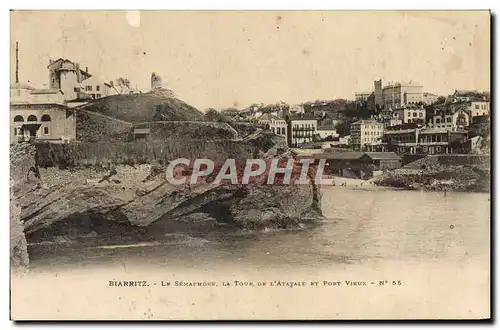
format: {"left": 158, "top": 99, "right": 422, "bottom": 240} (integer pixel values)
{"left": 10, "top": 11, "right": 490, "bottom": 110}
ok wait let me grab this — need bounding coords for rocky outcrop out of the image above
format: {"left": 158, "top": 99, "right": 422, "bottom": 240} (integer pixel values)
{"left": 11, "top": 137, "right": 323, "bottom": 255}
{"left": 10, "top": 143, "right": 38, "bottom": 270}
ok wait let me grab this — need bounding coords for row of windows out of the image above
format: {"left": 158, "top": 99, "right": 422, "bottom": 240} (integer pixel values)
{"left": 410, "top": 112, "right": 424, "bottom": 118}
{"left": 13, "top": 114, "right": 51, "bottom": 122}
{"left": 364, "top": 131, "right": 382, "bottom": 136}
{"left": 271, "top": 127, "right": 286, "bottom": 135}
{"left": 435, "top": 117, "right": 452, "bottom": 124}
{"left": 15, "top": 127, "right": 50, "bottom": 135}
{"left": 293, "top": 124, "right": 315, "bottom": 129}
{"left": 362, "top": 125, "right": 383, "bottom": 130}
{"left": 85, "top": 85, "right": 101, "bottom": 92}
{"left": 474, "top": 104, "right": 487, "bottom": 110}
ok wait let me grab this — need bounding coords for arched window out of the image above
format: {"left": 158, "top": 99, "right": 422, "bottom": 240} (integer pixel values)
{"left": 13, "top": 115, "right": 24, "bottom": 122}
{"left": 27, "top": 115, "right": 38, "bottom": 122}
{"left": 41, "top": 114, "right": 51, "bottom": 122}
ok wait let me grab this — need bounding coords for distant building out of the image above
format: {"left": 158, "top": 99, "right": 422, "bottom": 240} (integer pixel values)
{"left": 374, "top": 79, "right": 383, "bottom": 109}
{"left": 258, "top": 113, "right": 287, "bottom": 137}
{"left": 428, "top": 109, "right": 470, "bottom": 130}
{"left": 10, "top": 103, "right": 76, "bottom": 143}
{"left": 78, "top": 76, "right": 114, "bottom": 100}
{"left": 470, "top": 101, "right": 490, "bottom": 117}
{"left": 151, "top": 72, "right": 162, "bottom": 90}
{"left": 288, "top": 113, "right": 318, "bottom": 147}
{"left": 10, "top": 48, "right": 77, "bottom": 143}
{"left": 382, "top": 127, "right": 469, "bottom": 155}
{"left": 289, "top": 104, "right": 305, "bottom": 114}
{"left": 316, "top": 127, "right": 338, "bottom": 140}
{"left": 47, "top": 58, "right": 92, "bottom": 101}
{"left": 355, "top": 92, "right": 371, "bottom": 102}
{"left": 382, "top": 81, "right": 423, "bottom": 109}
{"left": 393, "top": 105, "right": 426, "bottom": 124}
{"left": 422, "top": 92, "right": 439, "bottom": 105}
{"left": 452, "top": 90, "right": 487, "bottom": 103}
{"left": 350, "top": 119, "right": 384, "bottom": 151}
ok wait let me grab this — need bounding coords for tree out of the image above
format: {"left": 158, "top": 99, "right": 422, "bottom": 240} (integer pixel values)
{"left": 114, "top": 77, "right": 132, "bottom": 94}
{"left": 335, "top": 119, "right": 353, "bottom": 137}
{"left": 434, "top": 96, "right": 446, "bottom": 105}
{"left": 204, "top": 108, "right": 229, "bottom": 123}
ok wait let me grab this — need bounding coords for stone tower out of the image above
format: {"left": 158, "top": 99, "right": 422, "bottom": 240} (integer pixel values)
{"left": 151, "top": 72, "right": 162, "bottom": 90}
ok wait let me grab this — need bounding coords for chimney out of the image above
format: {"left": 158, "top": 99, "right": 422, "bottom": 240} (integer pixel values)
{"left": 15, "top": 41, "right": 19, "bottom": 83}
{"left": 85, "top": 66, "right": 88, "bottom": 73}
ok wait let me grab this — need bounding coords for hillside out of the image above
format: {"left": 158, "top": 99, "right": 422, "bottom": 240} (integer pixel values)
{"left": 79, "top": 90, "right": 204, "bottom": 123}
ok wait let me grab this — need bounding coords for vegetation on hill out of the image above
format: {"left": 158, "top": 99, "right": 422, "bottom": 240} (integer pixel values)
{"left": 80, "top": 91, "right": 204, "bottom": 123}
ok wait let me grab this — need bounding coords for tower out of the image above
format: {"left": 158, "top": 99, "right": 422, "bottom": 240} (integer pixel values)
{"left": 151, "top": 72, "right": 162, "bottom": 90}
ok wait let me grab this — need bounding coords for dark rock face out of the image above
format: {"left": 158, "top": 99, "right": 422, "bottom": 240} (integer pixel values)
{"left": 11, "top": 131, "right": 323, "bottom": 260}
{"left": 10, "top": 143, "right": 38, "bottom": 269}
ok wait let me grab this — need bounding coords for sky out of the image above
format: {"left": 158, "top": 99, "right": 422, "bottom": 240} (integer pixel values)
{"left": 10, "top": 10, "right": 490, "bottom": 110}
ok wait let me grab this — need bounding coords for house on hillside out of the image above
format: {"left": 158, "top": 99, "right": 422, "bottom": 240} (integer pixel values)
{"left": 47, "top": 58, "right": 92, "bottom": 101}
{"left": 258, "top": 113, "right": 287, "bottom": 137}
{"left": 287, "top": 113, "right": 318, "bottom": 147}
{"left": 296, "top": 151, "right": 401, "bottom": 179}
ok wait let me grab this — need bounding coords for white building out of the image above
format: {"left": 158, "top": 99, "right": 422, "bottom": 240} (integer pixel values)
{"left": 393, "top": 105, "right": 426, "bottom": 124}
{"left": 350, "top": 119, "right": 384, "bottom": 151}
{"left": 289, "top": 114, "right": 318, "bottom": 146}
{"left": 428, "top": 109, "right": 470, "bottom": 130}
{"left": 470, "top": 101, "right": 490, "bottom": 117}
{"left": 258, "top": 113, "right": 287, "bottom": 137}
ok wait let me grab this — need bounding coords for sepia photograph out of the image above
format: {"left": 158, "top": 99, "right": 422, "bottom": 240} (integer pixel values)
{"left": 9, "top": 10, "right": 491, "bottom": 320}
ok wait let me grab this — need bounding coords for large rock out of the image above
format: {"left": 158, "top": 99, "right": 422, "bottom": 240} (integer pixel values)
{"left": 11, "top": 135, "right": 323, "bottom": 250}
{"left": 10, "top": 143, "right": 38, "bottom": 269}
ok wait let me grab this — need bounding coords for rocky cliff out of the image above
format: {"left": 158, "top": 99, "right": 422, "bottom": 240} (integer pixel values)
{"left": 11, "top": 135, "right": 323, "bottom": 264}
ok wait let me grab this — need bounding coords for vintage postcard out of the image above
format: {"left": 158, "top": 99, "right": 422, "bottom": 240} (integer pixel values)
{"left": 9, "top": 10, "right": 491, "bottom": 320}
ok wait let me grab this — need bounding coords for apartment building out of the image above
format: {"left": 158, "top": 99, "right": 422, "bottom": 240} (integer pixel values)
{"left": 350, "top": 119, "right": 384, "bottom": 151}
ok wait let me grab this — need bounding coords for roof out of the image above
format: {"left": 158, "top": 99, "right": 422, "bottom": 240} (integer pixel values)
{"left": 10, "top": 103, "right": 68, "bottom": 110}
{"left": 289, "top": 148, "right": 324, "bottom": 156}
{"left": 419, "top": 128, "right": 468, "bottom": 135}
{"left": 363, "top": 152, "right": 402, "bottom": 161}
{"left": 47, "top": 58, "right": 92, "bottom": 77}
{"left": 384, "top": 129, "right": 417, "bottom": 135}
{"left": 313, "top": 151, "right": 365, "bottom": 160}
{"left": 10, "top": 82, "right": 34, "bottom": 90}
{"left": 30, "top": 88, "right": 63, "bottom": 95}
{"left": 258, "top": 113, "right": 280, "bottom": 121}
{"left": 289, "top": 113, "right": 318, "bottom": 121}
{"left": 317, "top": 125, "right": 337, "bottom": 131}
{"left": 351, "top": 119, "right": 381, "bottom": 125}
{"left": 133, "top": 128, "right": 151, "bottom": 135}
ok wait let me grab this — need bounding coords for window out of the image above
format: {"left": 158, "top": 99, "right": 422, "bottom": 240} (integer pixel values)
{"left": 413, "top": 112, "right": 417, "bottom": 117}
{"left": 475, "top": 105, "right": 480, "bottom": 109}
{"left": 15, "top": 127, "right": 22, "bottom": 136}
{"left": 27, "top": 115, "right": 37, "bottom": 122}
{"left": 436, "top": 146, "right": 441, "bottom": 152}
{"left": 436, "top": 118, "right": 441, "bottom": 124}
{"left": 43, "top": 127, "right": 49, "bottom": 135}
{"left": 41, "top": 114, "right": 51, "bottom": 122}
{"left": 419, "top": 112, "right": 423, "bottom": 118}
{"left": 96, "top": 85, "right": 100, "bottom": 92}
{"left": 86, "top": 86, "right": 92, "bottom": 92}
{"left": 13, "top": 115, "right": 24, "bottom": 122}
